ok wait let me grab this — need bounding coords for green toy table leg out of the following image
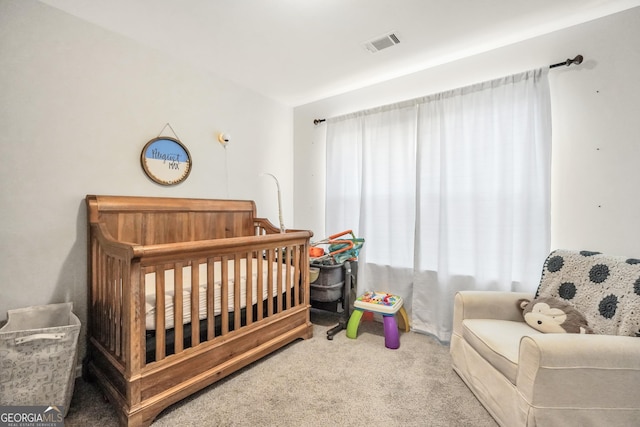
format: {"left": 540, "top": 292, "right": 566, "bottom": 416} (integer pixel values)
{"left": 346, "top": 309, "right": 364, "bottom": 339}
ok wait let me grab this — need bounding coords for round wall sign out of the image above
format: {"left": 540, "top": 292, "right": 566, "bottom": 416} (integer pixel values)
{"left": 141, "top": 137, "right": 192, "bottom": 185}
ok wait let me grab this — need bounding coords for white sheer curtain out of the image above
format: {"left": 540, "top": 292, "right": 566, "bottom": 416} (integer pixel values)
{"left": 325, "top": 68, "right": 552, "bottom": 341}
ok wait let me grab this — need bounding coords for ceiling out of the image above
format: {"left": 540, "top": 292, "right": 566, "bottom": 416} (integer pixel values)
{"left": 39, "top": 0, "right": 640, "bottom": 106}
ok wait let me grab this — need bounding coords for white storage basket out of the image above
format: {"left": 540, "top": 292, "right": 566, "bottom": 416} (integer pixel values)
{"left": 0, "top": 302, "right": 80, "bottom": 416}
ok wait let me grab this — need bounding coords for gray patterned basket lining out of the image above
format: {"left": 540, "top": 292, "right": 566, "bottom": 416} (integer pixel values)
{"left": 0, "top": 302, "right": 80, "bottom": 415}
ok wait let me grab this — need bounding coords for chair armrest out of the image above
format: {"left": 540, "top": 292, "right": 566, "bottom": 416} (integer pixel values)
{"left": 517, "top": 334, "right": 640, "bottom": 409}
{"left": 453, "top": 291, "right": 533, "bottom": 335}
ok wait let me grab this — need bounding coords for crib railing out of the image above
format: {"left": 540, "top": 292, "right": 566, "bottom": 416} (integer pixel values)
{"left": 88, "top": 225, "right": 311, "bottom": 372}
{"left": 88, "top": 224, "right": 134, "bottom": 370}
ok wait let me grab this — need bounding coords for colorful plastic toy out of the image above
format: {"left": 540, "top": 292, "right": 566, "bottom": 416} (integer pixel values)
{"left": 346, "top": 291, "right": 409, "bottom": 349}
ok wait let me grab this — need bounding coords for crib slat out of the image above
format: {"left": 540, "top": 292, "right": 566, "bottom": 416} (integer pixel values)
{"left": 108, "top": 257, "right": 116, "bottom": 354}
{"left": 221, "top": 256, "right": 229, "bottom": 334}
{"left": 245, "top": 252, "right": 254, "bottom": 325}
{"left": 97, "top": 247, "right": 106, "bottom": 344}
{"left": 276, "top": 249, "right": 283, "bottom": 313}
{"left": 155, "top": 267, "right": 166, "bottom": 361}
{"left": 105, "top": 257, "right": 112, "bottom": 352}
{"left": 127, "top": 262, "right": 142, "bottom": 373}
{"left": 111, "top": 259, "right": 117, "bottom": 356}
{"left": 293, "top": 246, "right": 302, "bottom": 306}
{"left": 257, "top": 252, "right": 264, "bottom": 321}
{"left": 191, "top": 262, "right": 200, "bottom": 347}
{"left": 174, "top": 263, "right": 184, "bottom": 354}
{"left": 207, "top": 259, "right": 215, "bottom": 341}
{"left": 287, "top": 247, "right": 293, "bottom": 308}
{"left": 234, "top": 254, "right": 241, "bottom": 330}
{"left": 114, "top": 258, "right": 123, "bottom": 357}
{"left": 285, "top": 247, "right": 292, "bottom": 310}
{"left": 267, "top": 249, "right": 275, "bottom": 316}
{"left": 91, "top": 241, "right": 99, "bottom": 340}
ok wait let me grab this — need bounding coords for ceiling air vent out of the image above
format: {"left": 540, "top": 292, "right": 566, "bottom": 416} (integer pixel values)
{"left": 364, "top": 32, "right": 400, "bottom": 53}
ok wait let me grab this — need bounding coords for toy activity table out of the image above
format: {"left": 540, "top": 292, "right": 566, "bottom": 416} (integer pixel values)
{"left": 346, "top": 291, "right": 409, "bottom": 349}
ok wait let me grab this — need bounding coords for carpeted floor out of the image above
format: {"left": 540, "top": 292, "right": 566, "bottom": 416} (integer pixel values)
{"left": 64, "top": 310, "right": 497, "bottom": 426}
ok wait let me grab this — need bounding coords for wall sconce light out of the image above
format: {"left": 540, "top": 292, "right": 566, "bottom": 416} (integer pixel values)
{"left": 218, "top": 133, "right": 231, "bottom": 147}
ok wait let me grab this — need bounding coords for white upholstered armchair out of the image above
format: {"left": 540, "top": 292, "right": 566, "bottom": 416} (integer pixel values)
{"left": 450, "top": 250, "right": 640, "bottom": 426}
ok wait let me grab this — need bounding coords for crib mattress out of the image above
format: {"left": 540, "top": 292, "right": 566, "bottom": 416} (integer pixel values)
{"left": 145, "top": 258, "right": 292, "bottom": 330}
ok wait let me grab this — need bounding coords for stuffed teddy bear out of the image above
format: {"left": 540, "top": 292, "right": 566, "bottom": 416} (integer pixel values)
{"left": 517, "top": 296, "right": 594, "bottom": 334}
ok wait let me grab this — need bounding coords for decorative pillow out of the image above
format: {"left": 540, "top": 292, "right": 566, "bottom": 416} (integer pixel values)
{"left": 536, "top": 250, "right": 640, "bottom": 337}
{"left": 518, "top": 296, "right": 593, "bottom": 334}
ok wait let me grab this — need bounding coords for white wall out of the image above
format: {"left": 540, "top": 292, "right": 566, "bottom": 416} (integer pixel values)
{"left": 0, "top": 0, "right": 295, "bottom": 349}
{"left": 294, "top": 7, "right": 640, "bottom": 260}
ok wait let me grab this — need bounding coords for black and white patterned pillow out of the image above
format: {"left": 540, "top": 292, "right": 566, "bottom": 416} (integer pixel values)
{"left": 536, "top": 249, "right": 640, "bottom": 337}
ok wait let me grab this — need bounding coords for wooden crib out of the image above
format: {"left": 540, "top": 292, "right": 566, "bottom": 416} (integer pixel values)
{"left": 85, "top": 195, "right": 314, "bottom": 426}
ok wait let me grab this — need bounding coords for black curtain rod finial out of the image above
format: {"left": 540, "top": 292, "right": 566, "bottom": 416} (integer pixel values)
{"left": 550, "top": 54, "right": 583, "bottom": 69}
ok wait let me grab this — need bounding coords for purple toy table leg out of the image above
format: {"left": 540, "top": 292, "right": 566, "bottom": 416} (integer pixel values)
{"left": 383, "top": 315, "right": 400, "bottom": 349}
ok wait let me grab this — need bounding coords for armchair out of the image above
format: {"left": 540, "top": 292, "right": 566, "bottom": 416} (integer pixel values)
{"left": 450, "top": 250, "right": 640, "bottom": 426}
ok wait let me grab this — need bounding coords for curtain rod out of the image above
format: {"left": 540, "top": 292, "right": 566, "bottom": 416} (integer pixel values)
{"left": 313, "top": 54, "right": 583, "bottom": 125}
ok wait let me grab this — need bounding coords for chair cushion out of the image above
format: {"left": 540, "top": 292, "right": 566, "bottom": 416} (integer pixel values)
{"left": 461, "top": 319, "right": 541, "bottom": 384}
{"left": 537, "top": 250, "right": 640, "bottom": 337}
